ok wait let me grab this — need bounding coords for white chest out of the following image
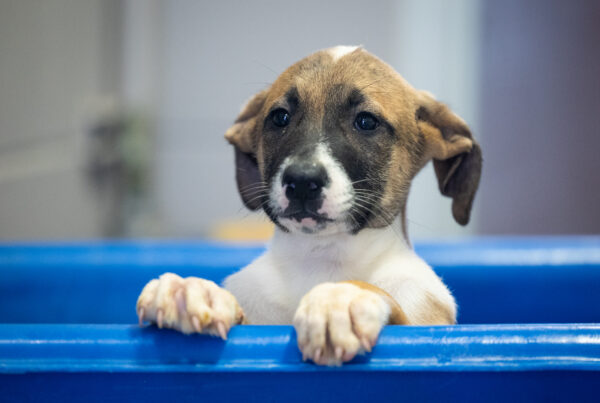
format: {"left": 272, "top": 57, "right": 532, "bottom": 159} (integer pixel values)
{"left": 224, "top": 224, "right": 414, "bottom": 324}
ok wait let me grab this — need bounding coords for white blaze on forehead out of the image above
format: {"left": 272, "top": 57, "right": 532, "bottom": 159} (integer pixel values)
{"left": 328, "top": 45, "right": 359, "bottom": 62}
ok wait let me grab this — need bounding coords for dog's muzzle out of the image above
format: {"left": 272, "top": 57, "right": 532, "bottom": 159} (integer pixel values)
{"left": 269, "top": 144, "right": 354, "bottom": 234}
{"left": 279, "top": 161, "right": 331, "bottom": 223}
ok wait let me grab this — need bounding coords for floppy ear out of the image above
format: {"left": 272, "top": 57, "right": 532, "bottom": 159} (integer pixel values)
{"left": 225, "top": 89, "right": 269, "bottom": 210}
{"left": 416, "top": 91, "right": 482, "bottom": 226}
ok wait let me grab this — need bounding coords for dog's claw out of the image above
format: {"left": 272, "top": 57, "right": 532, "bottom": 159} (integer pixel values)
{"left": 157, "top": 309, "right": 164, "bottom": 329}
{"left": 192, "top": 316, "right": 202, "bottom": 332}
{"left": 175, "top": 288, "right": 186, "bottom": 316}
{"left": 137, "top": 308, "right": 145, "bottom": 326}
{"left": 216, "top": 321, "right": 228, "bottom": 340}
{"left": 360, "top": 336, "right": 372, "bottom": 352}
{"left": 314, "top": 348, "right": 323, "bottom": 363}
{"left": 137, "top": 275, "right": 244, "bottom": 338}
{"left": 335, "top": 346, "right": 344, "bottom": 361}
{"left": 343, "top": 350, "right": 356, "bottom": 362}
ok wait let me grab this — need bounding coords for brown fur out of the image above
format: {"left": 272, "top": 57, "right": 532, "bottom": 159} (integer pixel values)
{"left": 225, "top": 47, "right": 481, "bottom": 228}
{"left": 225, "top": 48, "right": 480, "bottom": 328}
{"left": 344, "top": 280, "right": 409, "bottom": 325}
{"left": 419, "top": 291, "right": 457, "bottom": 325}
{"left": 416, "top": 91, "right": 482, "bottom": 225}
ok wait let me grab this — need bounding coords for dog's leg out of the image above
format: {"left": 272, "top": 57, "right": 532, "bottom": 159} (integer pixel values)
{"left": 293, "top": 281, "right": 407, "bottom": 366}
{"left": 136, "top": 273, "right": 246, "bottom": 339}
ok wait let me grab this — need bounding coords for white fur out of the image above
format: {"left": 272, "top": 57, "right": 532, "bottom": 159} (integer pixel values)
{"left": 269, "top": 143, "right": 354, "bottom": 235}
{"left": 328, "top": 45, "right": 359, "bottom": 62}
{"left": 293, "top": 282, "right": 390, "bottom": 365}
{"left": 137, "top": 220, "right": 456, "bottom": 353}
{"left": 138, "top": 180, "right": 455, "bottom": 366}
{"left": 137, "top": 274, "right": 243, "bottom": 337}
{"left": 137, "top": 48, "right": 457, "bottom": 364}
{"left": 224, "top": 219, "right": 456, "bottom": 326}
{"left": 268, "top": 156, "right": 291, "bottom": 215}
{"left": 315, "top": 143, "right": 354, "bottom": 221}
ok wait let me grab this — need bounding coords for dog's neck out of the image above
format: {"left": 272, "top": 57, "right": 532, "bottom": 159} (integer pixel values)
{"left": 268, "top": 217, "right": 411, "bottom": 280}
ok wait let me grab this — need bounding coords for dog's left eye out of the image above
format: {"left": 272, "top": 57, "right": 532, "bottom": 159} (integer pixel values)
{"left": 271, "top": 108, "right": 290, "bottom": 128}
{"left": 354, "top": 112, "right": 379, "bottom": 131}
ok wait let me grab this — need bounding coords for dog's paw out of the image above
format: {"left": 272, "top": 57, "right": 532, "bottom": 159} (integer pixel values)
{"left": 136, "top": 273, "right": 245, "bottom": 339}
{"left": 293, "top": 282, "right": 390, "bottom": 366}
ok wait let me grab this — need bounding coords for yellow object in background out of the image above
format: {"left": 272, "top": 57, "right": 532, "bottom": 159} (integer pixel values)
{"left": 212, "top": 217, "right": 274, "bottom": 242}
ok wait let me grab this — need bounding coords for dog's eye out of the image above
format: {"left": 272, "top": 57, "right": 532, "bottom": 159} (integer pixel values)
{"left": 354, "top": 112, "right": 379, "bottom": 131}
{"left": 271, "top": 108, "right": 290, "bottom": 128}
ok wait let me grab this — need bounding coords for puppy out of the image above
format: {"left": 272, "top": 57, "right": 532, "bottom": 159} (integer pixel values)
{"left": 137, "top": 46, "right": 482, "bottom": 366}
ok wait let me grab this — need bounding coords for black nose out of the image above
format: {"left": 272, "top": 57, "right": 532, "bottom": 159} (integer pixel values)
{"left": 282, "top": 162, "right": 328, "bottom": 201}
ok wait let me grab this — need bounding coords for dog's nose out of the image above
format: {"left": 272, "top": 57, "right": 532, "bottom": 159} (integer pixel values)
{"left": 282, "top": 163, "right": 328, "bottom": 201}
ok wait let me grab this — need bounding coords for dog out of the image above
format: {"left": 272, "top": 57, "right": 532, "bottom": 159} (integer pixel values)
{"left": 136, "top": 46, "right": 482, "bottom": 366}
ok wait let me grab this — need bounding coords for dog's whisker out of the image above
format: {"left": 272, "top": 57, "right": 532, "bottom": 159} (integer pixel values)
{"left": 244, "top": 192, "right": 268, "bottom": 203}
{"left": 355, "top": 198, "right": 397, "bottom": 227}
{"left": 239, "top": 183, "right": 268, "bottom": 192}
{"left": 239, "top": 184, "right": 267, "bottom": 193}
{"left": 251, "top": 59, "right": 279, "bottom": 76}
{"left": 359, "top": 77, "right": 384, "bottom": 91}
{"left": 239, "top": 187, "right": 269, "bottom": 198}
{"left": 352, "top": 195, "right": 392, "bottom": 214}
{"left": 238, "top": 181, "right": 268, "bottom": 192}
{"left": 367, "top": 91, "right": 394, "bottom": 95}
{"left": 242, "top": 81, "right": 273, "bottom": 86}
{"left": 348, "top": 204, "right": 367, "bottom": 224}
{"left": 352, "top": 194, "right": 396, "bottom": 223}
{"left": 353, "top": 188, "right": 385, "bottom": 197}
{"left": 352, "top": 191, "right": 381, "bottom": 199}
{"left": 240, "top": 187, "right": 269, "bottom": 198}
{"left": 350, "top": 178, "right": 370, "bottom": 186}
{"left": 352, "top": 195, "right": 405, "bottom": 241}
{"left": 346, "top": 212, "right": 361, "bottom": 231}
{"left": 366, "top": 204, "right": 406, "bottom": 240}
{"left": 240, "top": 192, "right": 267, "bottom": 201}
{"left": 236, "top": 197, "right": 271, "bottom": 215}
{"left": 350, "top": 199, "right": 379, "bottom": 220}
{"left": 405, "top": 217, "right": 436, "bottom": 232}
{"left": 241, "top": 192, "right": 269, "bottom": 208}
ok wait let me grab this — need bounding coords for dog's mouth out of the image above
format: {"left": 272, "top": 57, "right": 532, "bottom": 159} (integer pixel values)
{"left": 273, "top": 200, "right": 352, "bottom": 235}
{"left": 276, "top": 209, "right": 336, "bottom": 235}
{"left": 278, "top": 208, "right": 334, "bottom": 224}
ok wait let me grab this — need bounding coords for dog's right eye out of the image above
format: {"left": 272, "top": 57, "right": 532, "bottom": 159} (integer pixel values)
{"left": 271, "top": 108, "right": 290, "bottom": 128}
{"left": 354, "top": 112, "right": 379, "bottom": 131}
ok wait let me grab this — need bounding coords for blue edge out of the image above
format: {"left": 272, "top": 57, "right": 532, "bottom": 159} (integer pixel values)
{"left": 1, "top": 237, "right": 600, "bottom": 402}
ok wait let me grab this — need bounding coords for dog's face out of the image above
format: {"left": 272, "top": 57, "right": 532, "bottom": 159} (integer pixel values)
{"left": 226, "top": 46, "right": 481, "bottom": 236}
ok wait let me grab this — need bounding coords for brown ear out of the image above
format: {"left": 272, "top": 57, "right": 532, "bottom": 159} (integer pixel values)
{"left": 416, "top": 91, "right": 482, "bottom": 226}
{"left": 225, "top": 89, "right": 269, "bottom": 210}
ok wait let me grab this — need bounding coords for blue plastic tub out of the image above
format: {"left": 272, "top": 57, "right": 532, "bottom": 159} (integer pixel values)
{"left": 1, "top": 237, "right": 599, "bottom": 402}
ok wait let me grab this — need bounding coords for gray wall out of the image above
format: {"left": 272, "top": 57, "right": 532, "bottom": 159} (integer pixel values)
{"left": 479, "top": 0, "right": 600, "bottom": 234}
{"left": 156, "top": 0, "right": 482, "bottom": 239}
{"left": 2, "top": 0, "right": 482, "bottom": 240}
{"left": 0, "top": 0, "right": 122, "bottom": 239}
{"left": 2, "top": 0, "right": 597, "bottom": 240}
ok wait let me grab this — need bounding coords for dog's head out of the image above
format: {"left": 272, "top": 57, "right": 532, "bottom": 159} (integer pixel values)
{"left": 226, "top": 46, "right": 482, "bottom": 236}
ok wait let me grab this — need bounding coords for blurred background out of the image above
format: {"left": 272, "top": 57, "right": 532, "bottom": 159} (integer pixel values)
{"left": 0, "top": 0, "right": 598, "bottom": 242}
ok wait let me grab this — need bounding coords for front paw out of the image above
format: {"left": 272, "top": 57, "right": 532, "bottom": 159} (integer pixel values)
{"left": 293, "top": 282, "right": 390, "bottom": 366}
{"left": 136, "top": 273, "right": 244, "bottom": 339}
